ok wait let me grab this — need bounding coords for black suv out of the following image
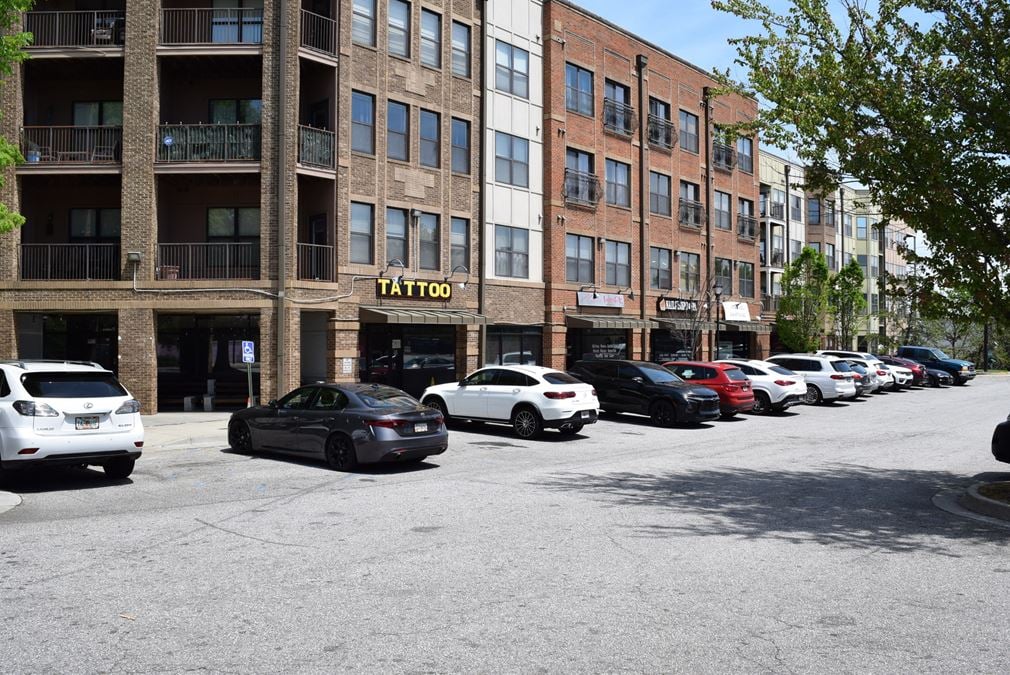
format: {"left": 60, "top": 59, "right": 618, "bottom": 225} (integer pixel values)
{"left": 569, "top": 359, "right": 721, "bottom": 427}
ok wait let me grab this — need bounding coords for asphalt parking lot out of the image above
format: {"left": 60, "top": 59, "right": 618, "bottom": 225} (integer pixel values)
{"left": 2, "top": 375, "right": 1009, "bottom": 672}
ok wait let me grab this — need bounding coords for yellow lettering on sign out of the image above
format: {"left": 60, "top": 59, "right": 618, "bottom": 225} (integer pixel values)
{"left": 439, "top": 283, "right": 451, "bottom": 298}
{"left": 416, "top": 281, "right": 427, "bottom": 297}
{"left": 377, "top": 278, "right": 390, "bottom": 295}
{"left": 403, "top": 280, "right": 416, "bottom": 296}
{"left": 389, "top": 281, "right": 402, "bottom": 296}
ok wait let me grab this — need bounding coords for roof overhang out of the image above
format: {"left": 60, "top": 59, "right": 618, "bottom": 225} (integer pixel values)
{"left": 359, "top": 307, "right": 486, "bottom": 325}
{"left": 566, "top": 314, "right": 653, "bottom": 329}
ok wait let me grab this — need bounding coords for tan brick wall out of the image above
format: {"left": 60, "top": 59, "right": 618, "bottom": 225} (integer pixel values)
{"left": 118, "top": 308, "right": 157, "bottom": 412}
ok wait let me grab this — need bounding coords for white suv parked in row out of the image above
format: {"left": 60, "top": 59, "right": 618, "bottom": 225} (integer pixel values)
{"left": 715, "top": 359, "right": 807, "bottom": 413}
{"left": 766, "top": 354, "right": 858, "bottom": 404}
{"left": 0, "top": 361, "right": 144, "bottom": 478}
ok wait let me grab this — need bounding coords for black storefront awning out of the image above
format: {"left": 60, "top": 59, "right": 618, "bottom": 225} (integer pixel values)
{"left": 566, "top": 314, "right": 654, "bottom": 329}
{"left": 720, "top": 320, "right": 773, "bottom": 334}
{"left": 652, "top": 317, "right": 716, "bottom": 331}
{"left": 359, "top": 307, "right": 487, "bottom": 325}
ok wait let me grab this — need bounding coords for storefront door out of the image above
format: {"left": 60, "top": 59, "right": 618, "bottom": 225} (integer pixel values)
{"left": 361, "top": 324, "right": 456, "bottom": 398}
{"left": 566, "top": 328, "right": 628, "bottom": 369}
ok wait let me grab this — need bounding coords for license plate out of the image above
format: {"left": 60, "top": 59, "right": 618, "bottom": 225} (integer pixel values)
{"left": 76, "top": 415, "right": 99, "bottom": 430}
{"left": 580, "top": 411, "right": 590, "bottom": 419}
{"left": 414, "top": 423, "right": 428, "bottom": 433}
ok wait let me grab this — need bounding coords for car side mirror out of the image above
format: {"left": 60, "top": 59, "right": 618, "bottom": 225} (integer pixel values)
{"left": 458, "top": 379, "right": 467, "bottom": 386}
{"left": 267, "top": 399, "right": 277, "bottom": 408}
{"left": 632, "top": 376, "right": 645, "bottom": 385}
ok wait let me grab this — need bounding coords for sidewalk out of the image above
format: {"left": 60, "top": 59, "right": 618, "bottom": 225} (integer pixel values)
{"left": 142, "top": 412, "right": 233, "bottom": 451}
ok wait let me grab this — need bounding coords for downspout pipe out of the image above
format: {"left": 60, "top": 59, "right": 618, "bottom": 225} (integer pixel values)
{"left": 478, "top": 0, "right": 488, "bottom": 364}
{"left": 276, "top": 4, "right": 289, "bottom": 398}
{"left": 784, "top": 164, "right": 791, "bottom": 265}
{"left": 636, "top": 55, "right": 648, "bottom": 332}
{"left": 702, "top": 86, "right": 713, "bottom": 358}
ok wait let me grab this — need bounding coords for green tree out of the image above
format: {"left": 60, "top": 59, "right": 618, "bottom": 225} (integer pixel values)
{"left": 712, "top": 0, "right": 1010, "bottom": 327}
{"left": 829, "top": 258, "right": 867, "bottom": 348}
{"left": 777, "top": 246, "right": 830, "bottom": 352}
{"left": 0, "top": 0, "right": 33, "bottom": 234}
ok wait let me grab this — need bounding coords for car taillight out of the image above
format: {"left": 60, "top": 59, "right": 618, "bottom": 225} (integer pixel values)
{"left": 853, "top": 374, "right": 863, "bottom": 381}
{"left": 830, "top": 374, "right": 846, "bottom": 380}
{"left": 591, "top": 388, "right": 597, "bottom": 397}
{"left": 544, "top": 391, "right": 576, "bottom": 399}
{"left": 115, "top": 399, "right": 141, "bottom": 414}
{"left": 12, "top": 401, "right": 59, "bottom": 417}
{"left": 725, "top": 384, "right": 739, "bottom": 392}
{"left": 433, "top": 414, "right": 444, "bottom": 425}
{"left": 877, "top": 370, "right": 888, "bottom": 376}
{"left": 773, "top": 380, "right": 795, "bottom": 386}
{"left": 366, "top": 419, "right": 409, "bottom": 429}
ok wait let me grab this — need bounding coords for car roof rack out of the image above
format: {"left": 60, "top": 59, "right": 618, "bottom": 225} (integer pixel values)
{"left": 0, "top": 359, "right": 106, "bottom": 369}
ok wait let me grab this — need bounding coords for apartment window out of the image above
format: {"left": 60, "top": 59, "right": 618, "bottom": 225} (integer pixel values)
{"left": 679, "top": 110, "right": 699, "bottom": 152}
{"left": 738, "top": 261, "right": 754, "bottom": 297}
{"left": 495, "top": 225, "right": 528, "bottom": 278}
{"left": 824, "top": 199, "right": 836, "bottom": 228}
{"left": 871, "top": 293, "right": 880, "bottom": 314}
{"left": 451, "top": 217, "right": 468, "bottom": 270}
{"left": 680, "top": 180, "right": 700, "bottom": 202}
{"left": 74, "top": 101, "right": 123, "bottom": 126}
{"left": 826, "top": 242, "right": 836, "bottom": 270}
{"left": 649, "top": 171, "right": 671, "bottom": 216}
{"left": 790, "top": 194, "right": 802, "bottom": 220}
{"left": 809, "top": 242, "right": 821, "bottom": 253}
{"left": 451, "top": 118, "right": 469, "bottom": 174}
{"left": 565, "top": 149, "right": 597, "bottom": 204}
{"left": 420, "top": 9, "right": 441, "bottom": 68}
{"left": 495, "top": 41, "right": 529, "bottom": 98}
{"left": 737, "top": 137, "right": 754, "bottom": 173}
{"left": 207, "top": 207, "right": 260, "bottom": 242}
{"left": 844, "top": 214, "right": 853, "bottom": 237}
{"left": 714, "top": 191, "right": 732, "bottom": 230}
{"left": 648, "top": 98, "right": 674, "bottom": 148}
{"left": 69, "top": 208, "right": 120, "bottom": 241}
{"left": 566, "top": 234, "right": 594, "bottom": 283}
{"left": 680, "top": 251, "right": 700, "bottom": 292}
{"left": 680, "top": 180, "right": 702, "bottom": 226}
{"left": 605, "top": 240, "right": 630, "bottom": 286}
{"left": 565, "top": 63, "right": 593, "bottom": 115}
{"left": 419, "top": 110, "right": 439, "bottom": 168}
{"left": 650, "top": 246, "right": 672, "bottom": 289}
{"left": 209, "top": 98, "right": 261, "bottom": 124}
{"left": 807, "top": 197, "right": 821, "bottom": 225}
{"left": 386, "top": 207, "right": 408, "bottom": 265}
{"left": 605, "top": 159, "right": 631, "bottom": 207}
{"left": 388, "top": 0, "right": 410, "bottom": 57}
{"left": 790, "top": 239, "right": 803, "bottom": 258}
{"left": 738, "top": 198, "right": 756, "bottom": 238}
{"left": 351, "top": 91, "right": 374, "bottom": 154}
{"left": 451, "top": 22, "right": 470, "bottom": 77}
{"left": 351, "top": 0, "right": 376, "bottom": 46}
{"left": 715, "top": 258, "right": 732, "bottom": 294}
{"left": 856, "top": 216, "right": 868, "bottom": 239}
{"left": 387, "top": 100, "right": 408, "bottom": 161}
{"left": 419, "top": 212, "right": 439, "bottom": 269}
{"left": 871, "top": 221, "right": 879, "bottom": 240}
{"left": 604, "top": 80, "right": 632, "bottom": 135}
{"left": 349, "top": 202, "right": 374, "bottom": 264}
{"left": 494, "top": 132, "right": 528, "bottom": 187}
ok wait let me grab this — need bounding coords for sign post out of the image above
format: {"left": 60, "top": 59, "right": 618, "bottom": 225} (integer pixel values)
{"left": 241, "top": 340, "right": 256, "bottom": 407}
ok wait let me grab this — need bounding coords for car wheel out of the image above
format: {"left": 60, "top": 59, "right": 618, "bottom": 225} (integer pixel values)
{"left": 954, "top": 378, "right": 967, "bottom": 386}
{"left": 325, "top": 434, "right": 358, "bottom": 472}
{"left": 512, "top": 406, "right": 543, "bottom": 439}
{"left": 649, "top": 400, "right": 678, "bottom": 427}
{"left": 720, "top": 411, "right": 737, "bottom": 419}
{"left": 103, "top": 457, "right": 135, "bottom": 480}
{"left": 752, "top": 391, "right": 771, "bottom": 414}
{"left": 228, "top": 420, "right": 254, "bottom": 454}
{"left": 804, "top": 384, "right": 823, "bottom": 405}
{"left": 559, "top": 422, "right": 584, "bottom": 436}
{"left": 424, "top": 397, "right": 450, "bottom": 423}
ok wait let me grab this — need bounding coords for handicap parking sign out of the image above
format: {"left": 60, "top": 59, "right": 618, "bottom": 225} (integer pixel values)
{"left": 242, "top": 340, "right": 255, "bottom": 364}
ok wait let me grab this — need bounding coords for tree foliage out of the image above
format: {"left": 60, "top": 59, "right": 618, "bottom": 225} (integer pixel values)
{"left": 712, "top": 0, "right": 1010, "bottom": 327}
{"left": 777, "top": 246, "right": 829, "bottom": 352}
{"left": 829, "top": 258, "right": 867, "bottom": 347}
{"left": 0, "top": 0, "right": 32, "bottom": 234}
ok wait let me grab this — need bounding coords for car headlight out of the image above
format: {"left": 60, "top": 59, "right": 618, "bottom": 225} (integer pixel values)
{"left": 115, "top": 399, "right": 141, "bottom": 414}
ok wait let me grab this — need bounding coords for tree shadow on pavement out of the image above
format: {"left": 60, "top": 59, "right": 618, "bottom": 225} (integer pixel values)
{"left": 535, "top": 465, "right": 1010, "bottom": 555}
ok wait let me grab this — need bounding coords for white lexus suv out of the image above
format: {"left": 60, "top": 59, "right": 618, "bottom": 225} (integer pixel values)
{"left": 421, "top": 365, "right": 599, "bottom": 439}
{"left": 0, "top": 360, "right": 144, "bottom": 478}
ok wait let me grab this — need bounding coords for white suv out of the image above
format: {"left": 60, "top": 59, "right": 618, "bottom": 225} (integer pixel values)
{"left": 715, "top": 359, "right": 807, "bottom": 413}
{"left": 0, "top": 360, "right": 144, "bottom": 478}
{"left": 766, "top": 354, "right": 858, "bottom": 404}
{"left": 421, "top": 365, "right": 599, "bottom": 439}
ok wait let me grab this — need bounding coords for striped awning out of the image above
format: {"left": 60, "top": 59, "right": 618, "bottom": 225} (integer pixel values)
{"left": 720, "top": 320, "right": 773, "bottom": 334}
{"left": 359, "top": 307, "right": 487, "bottom": 325}
{"left": 652, "top": 317, "right": 716, "bottom": 331}
{"left": 566, "top": 314, "right": 653, "bottom": 329}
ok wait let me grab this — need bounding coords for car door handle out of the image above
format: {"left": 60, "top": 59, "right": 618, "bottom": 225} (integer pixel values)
{"left": 480, "top": 387, "right": 487, "bottom": 391}
{"left": 512, "top": 388, "right": 520, "bottom": 393}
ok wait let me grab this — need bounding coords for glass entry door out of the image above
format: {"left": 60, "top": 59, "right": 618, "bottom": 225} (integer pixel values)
{"left": 361, "top": 324, "right": 456, "bottom": 398}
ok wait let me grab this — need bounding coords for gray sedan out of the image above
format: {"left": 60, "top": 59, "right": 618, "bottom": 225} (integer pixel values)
{"left": 227, "top": 383, "right": 448, "bottom": 471}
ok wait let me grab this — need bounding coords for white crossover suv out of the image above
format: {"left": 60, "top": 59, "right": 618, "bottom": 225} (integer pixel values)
{"left": 0, "top": 360, "right": 144, "bottom": 478}
{"left": 715, "top": 359, "right": 807, "bottom": 413}
{"left": 421, "top": 365, "right": 599, "bottom": 439}
{"left": 766, "top": 354, "right": 858, "bottom": 404}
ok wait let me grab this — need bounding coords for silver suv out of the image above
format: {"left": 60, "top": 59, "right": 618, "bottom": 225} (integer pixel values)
{"left": 766, "top": 354, "right": 858, "bottom": 404}
{"left": 0, "top": 360, "right": 144, "bottom": 478}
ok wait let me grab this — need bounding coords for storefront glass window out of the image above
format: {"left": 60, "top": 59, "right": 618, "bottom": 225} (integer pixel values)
{"left": 486, "top": 326, "right": 543, "bottom": 366}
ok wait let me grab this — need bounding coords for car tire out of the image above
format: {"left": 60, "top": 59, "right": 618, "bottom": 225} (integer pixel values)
{"left": 720, "top": 411, "right": 737, "bottom": 419}
{"left": 325, "top": 434, "right": 358, "bottom": 472}
{"left": 424, "top": 397, "right": 450, "bottom": 423}
{"left": 103, "top": 457, "right": 135, "bottom": 480}
{"left": 559, "top": 422, "right": 584, "bottom": 436}
{"left": 752, "top": 391, "right": 771, "bottom": 414}
{"left": 649, "top": 399, "right": 678, "bottom": 428}
{"left": 804, "top": 384, "right": 823, "bottom": 405}
{"left": 954, "top": 378, "right": 967, "bottom": 386}
{"left": 512, "top": 406, "right": 543, "bottom": 439}
{"left": 228, "top": 420, "right": 254, "bottom": 454}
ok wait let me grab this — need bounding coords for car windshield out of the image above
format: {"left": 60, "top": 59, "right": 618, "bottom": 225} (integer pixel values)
{"left": 640, "top": 364, "right": 683, "bottom": 384}
{"left": 724, "top": 368, "right": 748, "bottom": 381}
{"left": 769, "top": 365, "right": 795, "bottom": 376}
{"left": 543, "top": 371, "right": 580, "bottom": 385}
{"left": 831, "top": 361, "right": 852, "bottom": 372}
{"left": 356, "top": 386, "right": 419, "bottom": 409}
{"left": 22, "top": 372, "right": 128, "bottom": 398}
{"left": 930, "top": 348, "right": 951, "bottom": 359}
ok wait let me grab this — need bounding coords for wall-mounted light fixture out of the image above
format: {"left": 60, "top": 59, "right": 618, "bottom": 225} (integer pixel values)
{"left": 444, "top": 265, "right": 471, "bottom": 290}
{"left": 618, "top": 287, "right": 636, "bottom": 301}
{"left": 381, "top": 258, "right": 407, "bottom": 284}
{"left": 126, "top": 251, "right": 143, "bottom": 264}
{"left": 579, "top": 284, "right": 598, "bottom": 299}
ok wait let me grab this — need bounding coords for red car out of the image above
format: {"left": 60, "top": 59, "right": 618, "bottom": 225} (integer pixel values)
{"left": 877, "top": 355, "right": 926, "bottom": 387}
{"left": 663, "top": 361, "right": 755, "bottom": 418}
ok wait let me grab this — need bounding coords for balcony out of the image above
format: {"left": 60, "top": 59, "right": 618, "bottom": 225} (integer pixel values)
{"left": 300, "top": 9, "right": 337, "bottom": 57}
{"left": 770, "top": 249, "right": 784, "bottom": 267}
{"left": 712, "top": 142, "right": 736, "bottom": 172}
{"left": 20, "top": 243, "right": 120, "bottom": 280}
{"left": 297, "top": 243, "right": 335, "bottom": 281}
{"left": 21, "top": 126, "right": 122, "bottom": 166}
{"left": 24, "top": 10, "right": 125, "bottom": 48}
{"left": 156, "top": 124, "right": 260, "bottom": 163}
{"left": 737, "top": 214, "right": 758, "bottom": 240}
{"left": 766, "top": 202, "right": 784, "bottom": 220}
{"left": 762, "top": 294, "right": 781, "bottom": 313}
{"left": 679, "top": 198, "right": 703, "bottom": 229}
{"left": 157, "top": 242, "right": 259, "bottom": 280}
{"left": 563, "top": 169, "right": 602, "bottom": 207}
{"left": 602, "top": 99, "right": 635, "bottom": 137}
{"left": 161, "top": 7, "right": 263, "bottom": 46}
{"left": 647, "top": 114, "right": 676, "bottom": 150}
{"left": 298, "top": 125, "right": 335, "bottom": 170}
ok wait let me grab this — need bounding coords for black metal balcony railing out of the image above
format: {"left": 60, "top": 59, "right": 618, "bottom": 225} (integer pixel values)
{"left": 24, "top": 10, "right": 125, "bottom": 48}
{"left": 762, "top": 294, "right": 781, "bottom": 313}
{"left": 157, "top": 124, "right": 261, "bottom": 162}
{"left": 21, "top": 243, "right": 120, "bottom": 280}
{"left": 564, "top": 169, "right": 602, "bottom": 207}
{"left": 21, "top": 126, "right": 122, "bottom": 164}
{"left": 770, "top": 248, "right": 784, "bottom": 266}
{"left": 300, "top": 9, "right": 337, "bottom": 56}
{"left": 679, "top": 198, "right": 703, "bottom": 228}
{"left": 298, "top": 125, "right": 335, "bottom": 169}
{"left": 157, "top": 242, "right": 259, "bottom": 280}
{"left": 297, "top": 243, "right": 335, "bottom": 281}
{"left": 713, "top": 142, "right": 737, "bottom": 172}
{"left": 768, "top": 202, "right": 784, "bottom": 219}
{"left": 161, "top": 8, "right": 263, "bottom": 45}
{"left": 602, "top": 99, "right": 635, "bottom": 137}
{"left": 647, "top": 114, "right": 676, "bottom": 149}
{"left": 737, "top": 214, "right": 758, "bottom": 240}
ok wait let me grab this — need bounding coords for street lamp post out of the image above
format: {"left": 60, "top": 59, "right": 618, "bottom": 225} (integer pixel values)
{"left": 713, "top": 282, "right": 724, "bottom": 360}
{"left": 903, "top": 234, "right": 916, "bottom": 343}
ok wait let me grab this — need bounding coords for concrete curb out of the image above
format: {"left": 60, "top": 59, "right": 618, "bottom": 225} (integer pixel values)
{"left": 0, "top": 490, "right": 22, "bottom": 515}
{"left": 932, "top": 490, "right": 1010, "bottom": 531}
{"left": 958, "top": 482, "right": 1010, "bottom": 522}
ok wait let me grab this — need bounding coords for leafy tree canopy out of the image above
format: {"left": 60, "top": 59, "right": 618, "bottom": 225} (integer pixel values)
{"left": 713, "top": 0, "right": 1010, "bottom": 326}
{"left": 829, "top": 258, "right": 867, "bottom": 346}
{"left": 0, "top": 0, "right": 33, "bottom": 234}
{"left": 777, "top": 246, "right": 830, "bottom": 352}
